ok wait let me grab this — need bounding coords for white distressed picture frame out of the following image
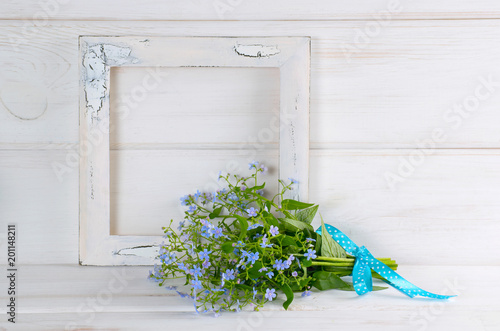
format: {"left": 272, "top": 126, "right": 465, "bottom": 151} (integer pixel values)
{"left": 79, "top": 36, "right": 310, "bottom": 265}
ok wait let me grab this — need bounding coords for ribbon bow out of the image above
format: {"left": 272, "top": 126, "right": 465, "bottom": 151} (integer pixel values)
{"left": 316, "top": 223, "right": 455, "bottom": 299}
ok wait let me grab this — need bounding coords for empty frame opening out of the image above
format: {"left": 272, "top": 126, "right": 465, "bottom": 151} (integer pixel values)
{"left": 109, "top": 66, "right": 280, "bottom": 236}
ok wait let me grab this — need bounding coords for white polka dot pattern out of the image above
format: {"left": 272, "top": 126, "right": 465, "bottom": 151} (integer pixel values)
{"left": 316, "top": 224, "right": 456, "bottom": 300}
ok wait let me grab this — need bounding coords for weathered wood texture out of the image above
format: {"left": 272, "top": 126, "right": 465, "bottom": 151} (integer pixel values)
{"left": 3, "top": 0, "right": 500, "bottom": 20}
{"left": 1, "top": 150, "right": 499, "bottom": 265}
{"left": 2, "top": 265, "right": 498, "bottom": 330}
{"left": 2, "top": 21, "right": 500, "bottom": 148}
{"left": 1, "top": 3, "right": 499, "bottom": 330}
{"left": 1, "top": 21, "right": 499, "bottom": 266}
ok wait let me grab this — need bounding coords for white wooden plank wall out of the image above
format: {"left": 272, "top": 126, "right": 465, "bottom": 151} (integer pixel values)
{"left": 3, "top": 0, "right": 500, "bottom": 20}
{"left": 0, "top": 1, "right": 500, "bottom": 270}
{"left": 1, "top": 18, "right": 499, "bottom": 266}
{"left": 1, "top": 2, "right": 500, "bottom": 330}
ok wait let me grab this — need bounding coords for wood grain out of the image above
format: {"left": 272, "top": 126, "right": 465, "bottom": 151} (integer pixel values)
{"left": 109, "top": 66, "right": 280, "bottom": 146}
{"left": 1, "top": 21, "right": 500, "bottom": 147}
{"left": 0, "top": 20, "right": 497, "bottom": 263}
{"left": 5, "top": 265, "right": 498, "bottom": 330}
{"left": 109, "top": 150, "right": 280, "bottom": 236}
{"left": 0, "top": 3, "right": 499, "bottom": 329}
{"left": 1, "top": 150, "right": 498, "bottom": 265}
{"left": 2, "top": 0, "right": 500, "bottom": 20}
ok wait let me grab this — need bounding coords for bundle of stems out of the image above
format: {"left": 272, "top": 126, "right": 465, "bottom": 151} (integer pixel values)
{"left": 311, "top": 256, "right": 398, "bottom": 279}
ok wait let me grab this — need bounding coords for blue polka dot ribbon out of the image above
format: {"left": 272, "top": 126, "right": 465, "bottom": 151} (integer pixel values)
{"left": 316, "top": 223, "right": 456, "bottom": 299}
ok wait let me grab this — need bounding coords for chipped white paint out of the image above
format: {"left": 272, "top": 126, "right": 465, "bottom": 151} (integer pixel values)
{"left": 82, "top": 43, "right": 136, "bottom": 118}
{"left": 234, "top": 43, "right": 280, "bottom": 57}
{"left": 115, "top": 245, "right": 160, "bottom": 258}
{"left": 79, "top": 36, "right": 310, "bottom": 265}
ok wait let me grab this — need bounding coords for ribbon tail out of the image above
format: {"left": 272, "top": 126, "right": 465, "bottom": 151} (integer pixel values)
{"left": 364, "top": 265, "right": 373, "bottom": 292}
{"left": 352, "top": 258, "right": 372, "bottom": 295}
{"left": 366, "top": 252, "right": 456, "bottom": 299}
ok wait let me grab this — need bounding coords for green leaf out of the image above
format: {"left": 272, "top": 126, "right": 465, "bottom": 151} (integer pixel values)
{"left": 337, "top": 282, "right": 388, "bottom": 292}
{"left": 372, "top": 286, "right": 389, "bottom": 291}
{"left": 312, "top": 271, "right": 353, "bottom": 291}
{"left": 301, "top": 258, "right": 312, "bottom": 268}
{"left": 247, "top": 261, "right": 264, "bottom": 278}
{"left": 281, "top": 199, "right": 315, "bottom": 210}
{"left": 281, "top": 235, "right": 298, "bottom": 246}
{"left": 314, "top": 231, "right": 322, "bottom": 253}
{"left": 282, "top": 218, "right": 315, "bottom": 233}
{"left": 284, "top": 245, "right": 300, "bottom": 254}
{"left": 234, "top": 215, "right": 249, "bottom": 240}
{"left": 262, "top": 211, "right": 279, "bottom": 227}
{"left": 235, "top": 284, "right": 253, "bottom": 291}
{"left": 221, "top": 241, "right": 234, "bottom": 253}
{"left": 323, "top": 266, "right": 351, "bottom": 277}
{"left": 278, "top": 283, "right": 294, "bottom": 310}
{"left": 289, "top": 276, "right": 313, "bottom": 292}
{"left": 296, "top": 205, "right": 319, "bottom": 224}
{"left": 320, "top": 217, "right": 346, "bottom": 258}
{"left": 209, "top": 207, "right": 223, "bottom": 219}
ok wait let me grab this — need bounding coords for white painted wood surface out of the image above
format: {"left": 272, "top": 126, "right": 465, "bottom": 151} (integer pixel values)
{"left": 2, "top": 20, "right": 500, "bottom": 148}
{"left": 3, "top": 0, "right": 500, "bottom": 20}
{"left": 1, "top": 150, "right": 498, "bottom": 265}
{"left": 0, "top": 20, "right": 500, "bottom": 264}
{"left": 2, "top": 265, "right": 498, "bottom": 330}
{"left": 109, "top": 66, "right": 281, "bottom": 148}
{"left": 1, "top": 2, "right": 499, "bottom": 329}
